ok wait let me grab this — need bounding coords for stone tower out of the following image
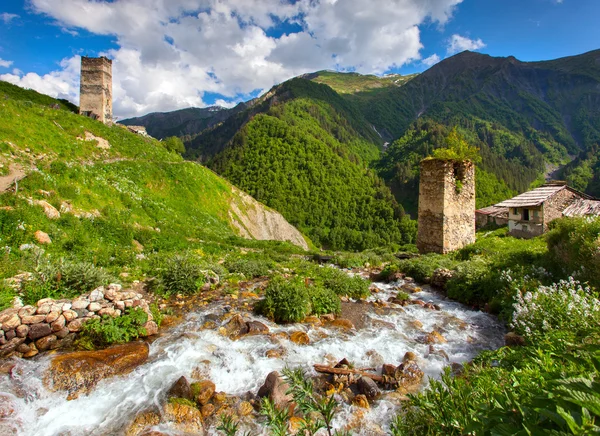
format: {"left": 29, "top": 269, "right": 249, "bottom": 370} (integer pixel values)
{"left": 416, "top": 159, "right": 475, "bottom": 254}
{"left": 79, "top": 56, "right": 112, "bottom": 124}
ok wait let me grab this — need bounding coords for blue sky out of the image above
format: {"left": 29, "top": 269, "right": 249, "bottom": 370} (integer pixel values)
{"left": 0, "top": 0, "right": 598, "bottom": 118}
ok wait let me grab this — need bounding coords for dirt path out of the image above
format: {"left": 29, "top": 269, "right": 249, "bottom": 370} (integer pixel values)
{"left": 0, "top": 164, "right": 26, "bottom": 193}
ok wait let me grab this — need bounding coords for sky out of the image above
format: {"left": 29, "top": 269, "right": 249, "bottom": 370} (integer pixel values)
{"left": 0, "top": 0, "right": 598, "bottom": 119}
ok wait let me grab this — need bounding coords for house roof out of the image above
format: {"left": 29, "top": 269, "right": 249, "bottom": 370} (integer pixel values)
{"left": 563, "top": 199, "right": 600, "bottom": 217}
{"left": 495, "top": 184, "right": 594, "bottom": 208}
{"left": 475, "top": 205, "right": 508, "bottom": 218}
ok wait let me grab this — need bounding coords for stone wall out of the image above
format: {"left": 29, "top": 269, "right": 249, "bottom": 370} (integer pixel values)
{"left": 543, "top": 188, "right": 580, "bottom": 230}
{"left": 417, "top": 159, "right": 476, "bottom": 254}
{"left": 0, "top": 284, "right": 156, "bottom": 358}
{"left": 80, "top": 57, "right": 113, "bottom": 124}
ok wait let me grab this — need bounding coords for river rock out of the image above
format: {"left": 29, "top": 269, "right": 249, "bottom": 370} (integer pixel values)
{"left": 45, "top": 341, "right": 149, "bottom": 397}
{"left": 51, "top": 315, "right": 66, "bottom": 332}
{"left": 89, "top": 288, "right": 104, "bottom": 302}
{"left": 1, "top": 313, "right": 20, "bottom": 330}
{"left": 289, "top": 331, "right": 310, "bottom": 345}
{"left": 200, "top": 403, "right": 215, "bottom": 419}
{"left": 71, "top": 299, "right": 89, "bottom": 310}
{"left": 36, "top": 303, "right": 52, "bottom": 315}
{"left": 238, "top": 401, "right": 254, "bottom": 416}
{"left": 425, "top": 330, "right": 447, "bottom": 344}
{"left": 88, "top": 302, "right": 102, "bottom": 312}
{"left": 63, "top": 310, "right": 78, "bottom": 322}
{"left": 257, "top": 371, "right": 294, "bottom": 411}
{"left": 36, "top": 335, "right": 58, "bottom": 351}
{"left": 222, "top": 314, "right": 248, "bottom": 338}
{"left": 18, "top": 306, "right": 36, "bottom": 318}
{"left": 357, "top": 376, "right": 380, "bottom": 399}
{"left": 329, "top": 318, "right": 355, "bottom": 330}
{"left": 163, "top": 402, "right": 204, "bottom": 434}
{"left": 5, "top": 330, "right": 15, "bottom": 340}
{"left": 21, "top": 314, "right": 46, "bottom": 325}
{"left": 168, "top": 376, "right": 192, "bottom": 401}
{"left": 125, "top": 410, "right": 161, "bottom": 436}
{"left": 142, "top": 321, "right": 158, "bottom": 337}
{"left": 352, "top": 394, "right": 370, "bottom": 409}
{"left": 246, "top": 320, "right": 269, "bottom": 335}
{"left": 191, "top": 380, "right": 215, "bottom": 405}
{"left": 45, "top": 311, "right": 60, "bottom": 324}
{"left": 0, "top": 337, "right": 26, "bottom": 357}
{"left": 394, "top": 360, "right": 424, "bottom": 393}
{"left": 505, "top": 332, "right": 525, "bottom": 346}
{"left": 67, "top": 318, "right": 85, "bottom": 332}
{"left": 55, "top": 327, "right": 70, "bottom": 339}
{"left": 28, "top": 323, "right": 51, "bottom": 340}
{"left": 15, "top": 324, "right": 29, "bottom": 338}
{"left": 431, "top": 268, "right": 454, "bottom": 289}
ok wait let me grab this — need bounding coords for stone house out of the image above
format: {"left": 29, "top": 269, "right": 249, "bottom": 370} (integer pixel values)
{"left": 494, "top": 183, "right": 596, "bottom": 238}
{"left": 475, "top": 205, "right": 508, "bottom": 229}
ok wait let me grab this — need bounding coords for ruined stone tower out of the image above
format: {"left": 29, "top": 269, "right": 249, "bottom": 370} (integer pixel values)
{"left": 79, "top": 56, "right": 112, "bottom": 124}
{"left": 416, "top": 159, "right": 475, "bottom": 254}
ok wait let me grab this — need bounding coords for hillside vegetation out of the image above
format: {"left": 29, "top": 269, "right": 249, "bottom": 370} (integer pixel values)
{"left": 0, "top": 81, "right": 309, "bottom": 303}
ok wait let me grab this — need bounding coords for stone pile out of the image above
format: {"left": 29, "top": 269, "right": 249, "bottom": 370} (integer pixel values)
{"left": 0, "top": 284, "right": 157, "bottom": 358}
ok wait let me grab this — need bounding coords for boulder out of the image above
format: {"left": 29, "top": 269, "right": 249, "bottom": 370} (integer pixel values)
{"left": 88, "top": 302, "right": 102, "bottom": 312}
{"left": 504, "top": 332, "right": 525, "bottom": 347}
{"left": 51, "top": 315, "right": 66, "bottom": 332}
{"left": 89, "top": 288, "right": 105, "bottom": 302}
{"left": 34, "top": 230, "right": 52, "bottom": 244}
{"left": 191, "top": 380, "right": 215, "bottom": 405}
{"left": 222, "top": 314, "right": 248, "bottom": 338}
{"left": 45, "top": 311, "right": 60, "bottom": 323}
{"left": 67, "top": 318, "right": 85, "bottom": 332}
{"left": 35, "top": 335, "right": 58, "bottom": 351}
{"left": 357, "top": 376, "right": 380, "bottom": 400}
{"left": 28, "top": 323, "right": 52, "bottom": 340}
{"left": 21, "top": 315, "right": 46, "bottom": 325}
{"left": 15, "top": 324, "right": 29, "bottom": 338}
{"left": 245, "top": 320, "right": 269, "bottom": 335}
{"left": 35, "top": 200, "right": 60, "bottom": 219}
{"left": 0, "top": 312, "right": 21, "bottom": 331}
{"left": 125, "top": 410, "right": 161, "bottom": 436}
{"left": 45, "top": 342, "right": 149, "bottom": 397}
{"left": 425, "top": 330, "right": 447, "bottom": 344}
{"left": 200, "top": 403, "right": 215, "bottom": 419}
{"left": 141, "top": 321, "right": 158, "bottom": 337}
{"left": 329, "top": 318, "right": 355, "bottom": 330}
{"left": 167, "top": 376, "right": 192, "bottom": 401}
{"left": 163, "top": 402, "right": 204, "bottom": 434}
{"left": 289, "top": 331, "right": 310, "bottom": 345}
{"left": 257, "top": 371, "right": 294, "bottom": 411}
{"left": 431, "top": 268, "right": 454, "bottom": 289}
{"left": 394, "top": 360, "right": 424, "bottom": 394}
{"left": 71, "top": 299, "right": 89, "bottom": 311}
{"left": 17, "top": 306, "right": 36, "bottom": 318}
{"left": 0, "top": 337, "right": 26, "bottom": 357}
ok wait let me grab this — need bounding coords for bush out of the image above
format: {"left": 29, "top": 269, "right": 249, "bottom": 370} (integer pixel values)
{"left": 0, "top": 282, "right": 15, "bottom": 311}
{"left": 77, "top": 308, "right": 148, "bottom": 349}
{"left": 21, "top": 255, "right": 116, "bottom": 304}
{"left": 257, "top": 276, "right": 311, "bottom": 323}
{"left": 322, "top": 268, "right": 370, "bottom": 299}
{"left": 309, "top": 285, "right": 341, "bottom": 316}
{"left": 152, "top": 254, "right": 209, "bottom": 295}
{"left": 511, "top": 277, "right": 600, "bottom": 343}
{"left": 223, "top": 256, "right": 273, "bottom": 278}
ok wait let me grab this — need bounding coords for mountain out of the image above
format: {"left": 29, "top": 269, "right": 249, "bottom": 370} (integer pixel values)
{"left": 119, "top": 105, "right": 244, "bottom": 140}
{"left": 0, "top": 80, "right": 310, "bottom": 270}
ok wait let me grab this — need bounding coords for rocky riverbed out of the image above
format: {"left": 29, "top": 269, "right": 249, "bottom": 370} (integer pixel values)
{"left": 0, "top": 272, "right": 505, "bottom": 435}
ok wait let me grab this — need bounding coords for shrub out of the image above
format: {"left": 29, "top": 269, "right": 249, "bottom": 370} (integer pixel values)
{"left": 223, "top": 256, "right": 273, "bottom": 278}
{"left": 395, "top": 291, "right": 410, "bottom": 302}
{"left": 77, "top": 308, "right": 148, "bottom": 349}
{"left": 511, "top": 277, "right": 600, "bottom": 342}
{"left": 257, "top": 276, "right": 311, "bottom": 323}
{"left": 152, "top": 254, "right": 209, "bottom": 295}
{"left": 322, "top": 269, "right": 370, "bottom": 299}
{"left": 309, "top": 285, "right": 341, "bottom": 316}
{"left": 0, "top": 282, "right": 15, "bottom": 311}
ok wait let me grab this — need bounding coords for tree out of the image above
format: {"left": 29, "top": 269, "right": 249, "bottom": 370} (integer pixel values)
{"left": 430, "top": 128, "right": 481, "bottom": 163}
{"left": 163, "top": 136, "right": 185, "bottom": 155}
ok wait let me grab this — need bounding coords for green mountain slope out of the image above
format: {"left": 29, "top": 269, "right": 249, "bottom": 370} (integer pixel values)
{"left": 0, "top": 81, "right": 309, "bottom": 273}
{"left": 189, "top": 79, "right": 416, "bottom": 250}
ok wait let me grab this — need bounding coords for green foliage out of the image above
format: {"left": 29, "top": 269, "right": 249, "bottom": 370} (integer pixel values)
{"left": 392, "top": 332, "right": 600, "bottom": 435}
{"left": 168, "top": 397, "right": 198, "bottom": 408}
{"left": 77, "top": 308, "right": 148, "bottom": 349}
{"left": 395, "top": 291, "right": 410, "bottom": 302}
{"left": 223, "top": 255, "right": 273, "bottom": 278}
{"left": 546, "top": 216, "right": 600, "bottom": 290}
{"left": 257, "top": 275, "right": 341, "bottom": 323}
{"left": 429, "top": 128, "right": 481, "bottom": 163}
{"left": 322, "top": 268, "right": 370, "bottom": 299}
{"left": 162, "top": 136, "right": 186, "bottom": 154}
{"left": 150, "top": 253, "right": 209, "bottom": 296}
{"left": 21, "top": 253, "right": 115, "bottom": 304}
{"left": 149, "top": 303, "right": 164, "bottom": 327}
{"left": 217, "top": 414, "right": 249, "bottom": 436}
{"left": 0, "top": 80, "right": 77, "bottom": 112}
{"left": 260, "top": 397, "right": 290, "bottom": 436}
{"left": 0, "top": 282, "right": 15, "bottom": 311}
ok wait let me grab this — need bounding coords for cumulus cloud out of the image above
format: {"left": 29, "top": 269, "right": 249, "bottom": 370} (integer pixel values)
{"left": 0, "top": 59, "right": 13, "bottom": 68}
{"left": 422, "top": 54, "right": 441, "bottom": 67}
{"left": 447, "top": 34, "right": 486, "bottom": 54}
{"left": 0, "top": 13, "right": 19, "bottom": 24}
{"left": 20, "top": 0, "right": 466, "bottom": 117}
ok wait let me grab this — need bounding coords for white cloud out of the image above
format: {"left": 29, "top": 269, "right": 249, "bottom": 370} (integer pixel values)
{"left": 18, "top": 0, "right": 466, "bottom": 117}
{"left": 0, "top": 13, "right": 19, "bottom": 24}
{"left": 0, "top": 56, "right": 80, "bottom": 102}
{"left": 0, "top": 58, "right": 13, "bottom": 68}
{"left": 447, "top": 34, "right": 486, "bottom": 54}
{"left": 422, "top": 54, "right": 441, "bottom": 67}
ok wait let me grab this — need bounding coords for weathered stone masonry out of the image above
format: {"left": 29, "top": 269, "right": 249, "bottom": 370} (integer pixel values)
{"left": 417, "top": 159, "right": 475, "bottom": 254}
{"left": 80, "top": 56, "right": 113, "bottom": 124}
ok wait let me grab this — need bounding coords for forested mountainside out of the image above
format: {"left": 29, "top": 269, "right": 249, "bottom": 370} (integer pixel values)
{"left": 121, "top": 49, "right": 600, "bottom": 242}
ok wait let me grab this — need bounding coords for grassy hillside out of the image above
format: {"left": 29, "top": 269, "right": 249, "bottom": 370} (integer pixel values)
{"left": 0, "top": 81, "right": 308, "bottom": 286}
